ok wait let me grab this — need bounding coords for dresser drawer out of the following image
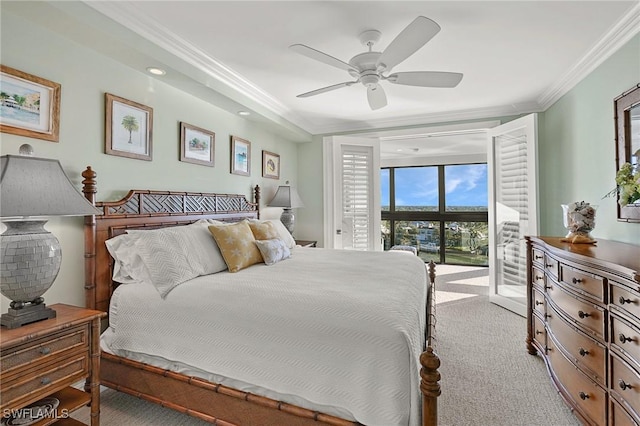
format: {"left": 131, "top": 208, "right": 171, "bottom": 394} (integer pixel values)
{"left": 611, "top": 282, "right": 640, "bottom": 322}
{"left": 610, "top": 352, "right": 640, "bottom": 419}
{"left": 0, "top": 352, "right": 88, "bottom": 410}
{"left": 532, "top": 248, "right": 545, "bottom": 266}
{"left": 0, "top": 325, "right": 88, "bottom": 376}
{"left": 547, "top": 303, "right": 606, "bottom": 385}
{"left": 560, "top": 265, "right": 604, "bottom": 302}
{"left": 544, "top": 255, "right": 559, "bottom": 280}
{"left": 547, "top": 335, "right": 607, "bottom": 425}
{"left": 547, "top": 282, "right": 605, "bottom": 339}
{"left": 531, "top": 266, "right": 545, "bottom": 291}
{"left": 533, "top": 314, "right": 546, "bottom": 350}
{"left": 611, "top": 315, "right": 640, "bottom": 366}
{"left": 533, "top": 288, "right": 545, "bottom": 318}
{"left": 611, "top": 398, "right": 640, "bottom": 426}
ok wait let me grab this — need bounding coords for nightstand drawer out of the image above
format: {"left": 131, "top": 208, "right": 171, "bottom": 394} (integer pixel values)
{"left": 1, "top": 353, "right": 88, "bottom": 410}
{"left": 1, "top": 325, "right": 88, "bottom": 376}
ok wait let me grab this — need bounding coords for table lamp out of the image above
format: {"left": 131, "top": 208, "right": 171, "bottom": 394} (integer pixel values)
{"left": 267, "top": 181, "right": 304, "bottom": 236}
{"left": 0, "top": 145, "right": 103, "bottom": 328}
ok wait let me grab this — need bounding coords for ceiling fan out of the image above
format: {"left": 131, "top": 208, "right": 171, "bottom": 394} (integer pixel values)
{"left": 290, "top": 16, "right": 463, "bottom": 110}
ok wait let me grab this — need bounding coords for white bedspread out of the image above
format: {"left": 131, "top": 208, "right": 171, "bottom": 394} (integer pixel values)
{"left": 103, "top": 248, "right": 427, "bottom": 426}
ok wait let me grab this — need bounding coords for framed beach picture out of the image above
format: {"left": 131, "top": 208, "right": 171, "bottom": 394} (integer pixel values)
{"left": 105, "top": 93, "right": 153, "bottom": 161}
{"left": 180, "top": 122, "right": 215, "bottom": 167}
{"left": 0, "top": 65, "right": 61, "bottom": 142}
{"left": 230, "top": 135, "right": 251, "bottom": 176}
{"left": 262, "top": 150, "right": 280, "bottom": 179}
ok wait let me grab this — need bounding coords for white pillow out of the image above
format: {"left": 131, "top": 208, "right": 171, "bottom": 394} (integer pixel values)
{"left": 249, "top": 219, "right": 295, "bottom": 249}
{"left": 254, "top": 238, "right": 291, "bottom": 265}
{"left": 104, "top": 233, "right": 149, "bottom": 284}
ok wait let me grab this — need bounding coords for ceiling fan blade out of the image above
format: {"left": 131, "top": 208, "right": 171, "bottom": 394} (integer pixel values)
{"left": 367, "top": 84, "right": 387, "bottom": 110}
{"left": 386, "top": 71, "right": 463, "bottom": 88}
{"left": 290, "top": 44, "right": 358, "bottom": 72}
{"left": 296, "top": 81, "right": 358, "bottom": 98}
{"left": 377, "top": 16, "right": 441, "bottom": 72}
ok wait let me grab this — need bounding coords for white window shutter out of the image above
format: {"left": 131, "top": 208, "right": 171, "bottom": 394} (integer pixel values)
{"left": 341, "top": 145, "right": 373, "bottom": 250}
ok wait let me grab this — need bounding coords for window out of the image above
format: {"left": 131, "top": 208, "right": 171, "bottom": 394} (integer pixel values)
{"left": 381, "top": 165, "right": 488, "bottom": 266}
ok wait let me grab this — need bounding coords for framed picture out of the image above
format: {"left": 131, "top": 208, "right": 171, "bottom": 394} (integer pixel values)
{"left": 0, "top": 65, "right": 61, "bottom": 142}
{"left": 230, "top": 135, "right": 251, "bottom": 176}
{"left": 105, "top": 93, "right": 153, "bottom": 161}
{"left": 262, "top": 150, "right": 280, "bottom": 179}
{"left": 180, "top": 122, "right": 215, "bottom": 167}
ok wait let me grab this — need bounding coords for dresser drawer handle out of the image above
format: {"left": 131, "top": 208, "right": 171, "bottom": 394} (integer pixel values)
{"left": 619, "top": 296, "right": 634, "bottom": 305}
{"left": 39, "top": 347, "right": 51, "bottom": 355}
{"left": 572, "top": 277, "right": 583, "bottom": 284}
{"left": 535, "top": 276, "right": 544, "bottom": 281}
{"left": 619, "top": 333, "right": 635, "bottom": 344}
{"left": 536, "top": 329, "right": 544, "bottom": 335}
{"left": 578, "top": 391, "right": 589, "bottom": 400}
{"left": 619, "top": 379, "right": 633, "bottom": 391}
{"left": 578, "top": 347, "right": 589, "bottom": 357}
{"left": 545, "top": 263, "right": 554, "bottom": 268}
{"left": 535, "top": 301, "right": 543, "bottom": 306}
{"left": 41, "top": 377, "right": 52, "bottom": 386}
{"left": 534, "top": 255, "right": 543, "bottom": 260}
{"left": 578, "top": 311, "right": 591, "bottom": 319}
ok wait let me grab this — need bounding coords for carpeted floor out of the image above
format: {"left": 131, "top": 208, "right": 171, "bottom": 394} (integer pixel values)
{"left": 72, "top": 265, "right": 580, "bottom": 425}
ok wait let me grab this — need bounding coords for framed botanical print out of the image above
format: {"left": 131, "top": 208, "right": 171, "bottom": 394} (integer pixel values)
{"left": 231, "top": 135, "right": 251, "bottom": 176}
{"left": 0, "top": 65, "right": 61, "bottom": 142}
{"left": 262, "top": 150, "right": 280, "bottom": 179}
{"left": 105, "top": 93, "right": 153, "bottom": 161}
{"left": 180, "top": 122, "right": 215, "bottom": 167}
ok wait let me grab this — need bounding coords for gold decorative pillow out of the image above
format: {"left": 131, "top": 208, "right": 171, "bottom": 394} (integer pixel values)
{"left": 208, "top": 221, "right": 263, "bottom": 272}
{"left": 249, "top": 220, "right": 279, "bottom": 240}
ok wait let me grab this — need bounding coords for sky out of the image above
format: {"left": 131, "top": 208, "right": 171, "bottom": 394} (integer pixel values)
{"left": 381, "top": 164, "right": 488, "bottom": 207}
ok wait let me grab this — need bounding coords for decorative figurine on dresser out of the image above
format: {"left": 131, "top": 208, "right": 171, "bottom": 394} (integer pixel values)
{"left": 526, "top": 236, "right": 640, "bottom": 425}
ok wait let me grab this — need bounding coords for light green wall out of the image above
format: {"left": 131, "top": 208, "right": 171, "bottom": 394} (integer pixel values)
{"left": 539, "top": 34, "right": 640, "bottom": 244}
{"left": 0, "top": 10, "right": 301, "bottom": 309}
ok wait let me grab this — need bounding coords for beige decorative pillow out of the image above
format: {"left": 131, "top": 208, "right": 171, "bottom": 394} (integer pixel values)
{"left": 208, "top": 221, "right": 263, "bottom": 272}
{"left": 249, "top": 220, "right": 279, "bottom": 240}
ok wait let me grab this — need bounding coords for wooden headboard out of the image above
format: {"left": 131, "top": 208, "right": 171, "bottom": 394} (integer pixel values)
{"left": 81, "top": 166, "right": 261, "bottom": 313}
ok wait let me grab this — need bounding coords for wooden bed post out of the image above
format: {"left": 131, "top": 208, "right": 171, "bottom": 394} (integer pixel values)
{"left": 254, "top": 185, "right": 261, "bottom": 219}
{"left": 421, "top": 260, "right": 440, "bottom": 426}
{"left": 82, "top": 167, "right": 98, "bottom": 310}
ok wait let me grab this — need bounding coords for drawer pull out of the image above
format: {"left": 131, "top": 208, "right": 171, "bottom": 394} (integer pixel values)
{"left": 578, "top": 347, "right": 589, "bottom": 357}
{"left": 578, "top": 310, "right": 591, "bottom": 319}
{"left": 619, "top": 379, "right": 633, "bottom": 391}
{"left": 536, "top": 329, "right": 544, "bottom": 335}
{"left": 41, "top": 377, "right": 52, "bottom": 386}
{"left": 535, "top": 300, "right": 543, "bottom": 306}
{"left": 546, "top": 263, "right": 554, "bottom": 268}
{"left": 578, "top": 391, "right": 589, "bottom": 400}
{"left": 619, "top": 333, "right": 635, "bottom": 344}
{"left": 535, "top": 255, "right": 543, "bottom": 260}
{"left": 39, "top": 347, "right": 51, "bottom": 355}
{"left": 535, "top": 276, "right": 544, "bottom": 281}
{"left": 619, "top": 296, "right": 634, "bottom": 305}
{"left": 572, "top": 277, "right": 583, "bottom": 284}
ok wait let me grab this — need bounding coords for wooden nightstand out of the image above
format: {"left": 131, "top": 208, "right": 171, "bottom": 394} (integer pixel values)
{"left": 295, "top": 240, "right": 317, "bottom": 247}
{"left": 0, "top": 304, "right": 106, "bottom": 426}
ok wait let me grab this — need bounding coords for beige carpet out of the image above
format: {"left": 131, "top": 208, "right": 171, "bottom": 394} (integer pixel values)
{"left": 72, "top": 265, "right": 580, "bottom": 425}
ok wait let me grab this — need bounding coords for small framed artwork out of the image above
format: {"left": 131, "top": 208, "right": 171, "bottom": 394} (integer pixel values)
{"left": 105, "top": 93, "right": 153, "bottom": 161}
{"left": 0, "top": 65, "right": 61, "bottom": 142}
{"left": 180, "top": 122, "right": 215, "bottom": 167}
{"left": 230, "top": 135, "right": 251, "bottom": 176}
{"left": 262, "top": 150, "right": 280, "bottom": 179}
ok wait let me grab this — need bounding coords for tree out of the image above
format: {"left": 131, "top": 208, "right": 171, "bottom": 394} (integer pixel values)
{"left": 121, "top": 115, "right": 139, "bottom": 143}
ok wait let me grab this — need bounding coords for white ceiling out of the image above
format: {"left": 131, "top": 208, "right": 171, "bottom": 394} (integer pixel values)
{"left": 5, "top": 1, "right": 639, "bottom": 150}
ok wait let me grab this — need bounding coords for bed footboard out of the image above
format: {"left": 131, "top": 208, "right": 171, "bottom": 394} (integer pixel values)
{"left": 421, "top": 261, "right": 440, "bottom": 426}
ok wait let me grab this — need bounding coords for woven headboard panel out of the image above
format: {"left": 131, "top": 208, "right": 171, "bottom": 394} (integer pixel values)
{"left": 81, "top": 166, "right": 260, "bottom": 313}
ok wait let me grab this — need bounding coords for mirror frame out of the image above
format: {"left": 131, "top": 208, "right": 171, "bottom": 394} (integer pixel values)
{"left": 614, "top": 83, "right": 640, "bottom": 223}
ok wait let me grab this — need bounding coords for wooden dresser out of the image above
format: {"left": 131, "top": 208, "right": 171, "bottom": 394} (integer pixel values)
{"left": 0, "top": 304, "right": 105, "bottom": 425}
{"left": 526, "top": 236, "right": 640, "bottom": 425}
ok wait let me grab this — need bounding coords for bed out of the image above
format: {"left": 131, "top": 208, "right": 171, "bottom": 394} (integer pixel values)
{"left": 80, "top": 166, "right": 440, "bottom": 426}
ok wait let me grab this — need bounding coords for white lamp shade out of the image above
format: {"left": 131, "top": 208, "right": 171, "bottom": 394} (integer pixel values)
{"left": 268, "top": 185, "right": 305, "bottom": 209}
{"left": 0, "top": 155, "right": 102, "bottom": 219}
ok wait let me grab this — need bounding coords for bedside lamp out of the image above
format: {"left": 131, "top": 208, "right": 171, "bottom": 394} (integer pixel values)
{"left": 268, "top": 181, "right": 304, "bottom": 236}
{"left": 0, "top": 145, "right": 103, "bottom": 328}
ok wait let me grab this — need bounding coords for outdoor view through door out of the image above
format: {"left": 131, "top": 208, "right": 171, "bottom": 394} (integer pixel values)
{"left": 381, "top": 164, "right": 489, "bottom": 266}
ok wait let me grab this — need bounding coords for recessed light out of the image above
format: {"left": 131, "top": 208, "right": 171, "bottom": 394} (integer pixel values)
{"left": 238, "top": 111, "right": 251, "bottom": 116}
{"left": 146, "top": 67, "right": 166, "bottom": 76}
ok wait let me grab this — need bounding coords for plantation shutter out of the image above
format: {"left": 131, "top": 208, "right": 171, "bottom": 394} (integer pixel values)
{"left": 488, "top": 114, "right": 538, "bottom": 316}
{"left": 341, "top": 145, "right": 374, "bottom": 250}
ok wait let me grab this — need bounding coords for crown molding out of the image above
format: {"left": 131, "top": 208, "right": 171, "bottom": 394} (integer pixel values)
{"left": 538, "top": 2, "right": 640, "bottom": 110}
